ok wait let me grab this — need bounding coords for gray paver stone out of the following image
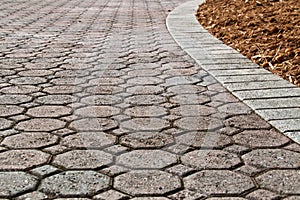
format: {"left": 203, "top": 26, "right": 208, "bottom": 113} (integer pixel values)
{"left": 242, "top": 149, "right": 300, "bottom": 168}
{"left": 184, "top": 170, "right": 255, "bottom": 195}
{"left": 0, "top": 150, "right": 50, "bottom": 170}
{"left": 256, "top": 170, "right": 300, "bottom": 194}
{"left": 0, "top": 172, "right": 38, "bottom": 197}
{"left": 1, "top": 132, "right": 58, "bottom": 148}
{"left": 15, "top": 118, "right": 66, "bottom": 132}
{"left": 115, "top": 170, "right": 181, "bottom": 196}
{"left": 182, "top": 150, "right": 241, "bottom": 169}
{"left": 39, "top": 171, "right": 110, "bottom": 197}
{"left": 53, "top": 150, "right": 113, "bottom": 169}
{"left": 116, "top": 150, "right": 177, "bottom": 169}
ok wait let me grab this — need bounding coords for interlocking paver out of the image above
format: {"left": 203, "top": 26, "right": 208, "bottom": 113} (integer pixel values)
{"left": 1, "top": 132, "right": 58, "bottom": 148}
{"left": 0, "top": 172, "right": 38, "bottom": 197}
{"left": 256, "top": 170, "right": 300, "bottom": 195}
{"left": 0, "top": 0, "right": 299, "bottom": 198}
{"left": 39, "top": 171, "right": 110, "bottom": 197}
{"left": 184, "top": 170, "right": 255, "bottom": 195}
{"left": 115, "top": 170, "right": 181, "bottom": 196}
{"left": 116, "top": 150, "right": 177, "bottom": 169}
{"left": 53, "top": 150, "right": 113, "bottom": 169}
{"left": 0, "top": 150, "right": 50, "bottom": 170}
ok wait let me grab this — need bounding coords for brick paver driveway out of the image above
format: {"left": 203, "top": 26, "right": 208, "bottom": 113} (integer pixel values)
{"left": 0, "top": 0, "right": 299, "bottom": 199}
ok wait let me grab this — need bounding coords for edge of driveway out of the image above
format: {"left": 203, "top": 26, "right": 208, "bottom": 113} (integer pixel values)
{"left": 166, "top": 0, "right": 300, "bottom": 144}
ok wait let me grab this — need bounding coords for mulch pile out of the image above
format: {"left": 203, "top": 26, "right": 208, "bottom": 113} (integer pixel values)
{"left": 196, "top": 0, "right": 300, "bottom": 87}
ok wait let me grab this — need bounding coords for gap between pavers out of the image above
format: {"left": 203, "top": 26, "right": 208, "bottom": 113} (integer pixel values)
{"left": 166, "top": 0, "right": 300, "bottom": 144}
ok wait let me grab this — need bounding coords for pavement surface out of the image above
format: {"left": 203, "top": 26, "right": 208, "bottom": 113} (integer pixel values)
{"left": 0, "top": 0, "right": 299, "bottom": 199}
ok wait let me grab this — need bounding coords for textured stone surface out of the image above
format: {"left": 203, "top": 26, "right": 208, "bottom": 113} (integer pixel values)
{"left": 69, "top": 118, "right": 118, "bottom": 131}
{"left": 39, "top": 171, "right": 110, "bottom": 197}
{"left": 233, "top": 130, "right": 290, "bottom": 147}
{"left": 171, "top": 105, "right": 216, "bottom": 116}
{"left": 116, "top": 150, "right": 177, "bottom": 169}
{"left": 115, "top": 170, "right": 181, "bottom": 196}
{"left": 175, "top": 131, "right": 231, "bottom": 148}
{"left": 246, "top": 189, "right": 281, "bottom": 200}
{"left": 242, "top": 149, "right": 300, "bottom": 168}
{"left": 61, "top": 132, "right": 116, "bottom": 148}
{"left": 15, "top": 118, "right": 65, "bottom": 132}
{"left": 224, "top": 114, "right": 271, "bottom": 129}
{"left": 185, "top": 170, "right": 255, "bottom": 195}
{"left": 0, "top": 105, "right": 24, "bottom": 117}
{"left": 93, "top": 190, "right": 129, "bottom": 200}
{"left": 182, "top": 150, "right": 241, "bottom": 169}
{"left": 0, "top": 172, "right": 38, "bottom": 197}
{"left": 0, "top": 118, "right": 13, "bottom": 130}
{"left": 256, "top": 170, "right": 300, "bottom": 194}
{"left": 174, "top": 117, "right": 223, "bottom": 131}
{"left": 0, "top": 150, "right": 50, "bottom": 170}
{"left": 1, "top": 132, "right": 58, "bottom": 148}
{"left": 121, "top": 118, "right": 169, "bottom": 131}
{"left": 74, "top": 106, "right": 120, "bottom": 117}
{"left": 26, "top": 106, "right": 72, "bottom": 117}
{"left": 124, "top": 106, "right": 167, "bottom": 117}
{"left": 53, "top": 150, "right": 113, "bottom": 169}
{"left": 120, "top": 132, "right": 174, "bottom": 149}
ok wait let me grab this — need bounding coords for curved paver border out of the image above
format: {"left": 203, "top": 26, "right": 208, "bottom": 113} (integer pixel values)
{"left": 167, "top": 0, "right": 300, "bottom": 144}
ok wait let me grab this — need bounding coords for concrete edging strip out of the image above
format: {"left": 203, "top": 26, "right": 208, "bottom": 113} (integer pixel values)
{"left": 166, "top": 0, "right": 300, "bottom": 144}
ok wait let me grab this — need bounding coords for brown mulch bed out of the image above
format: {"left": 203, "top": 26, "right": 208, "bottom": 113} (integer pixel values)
{"left": 196, "top": 0, "right": 300, "bottom": 87}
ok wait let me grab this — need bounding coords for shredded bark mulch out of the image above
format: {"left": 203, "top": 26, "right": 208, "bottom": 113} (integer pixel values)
{"left": 196, "top": 0, "right": 300, "bottom": 87}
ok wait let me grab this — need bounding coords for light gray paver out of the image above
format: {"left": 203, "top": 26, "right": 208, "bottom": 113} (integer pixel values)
{"left": 167, "top": 0, "right": 300, "bottom": 143}
{"left": 0, "top": 172, "right": 38, "bottom": 197}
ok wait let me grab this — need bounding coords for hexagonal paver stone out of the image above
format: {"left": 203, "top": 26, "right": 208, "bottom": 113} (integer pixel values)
{"left": 0, "top": 172, "right": 38, "bottom": 197}
{"left": 81, "top": 95, "right": 122, "bottom": 105}
{"left": 125, "top": 95, "right": 166, "bottom": 106}
{"left": 121, "top": 118, "right": 169, "bottom": 131}
{"left": 69, "top": 118, "right": 118, "bottom": 131}
{"left": 174, "top": 117, "right": 223, "bottom": 131}
{"left": 53, "top": 150, "right": 113, "bottom": 169}
{"left": 165, "top": 76, "right": 201, "bottom": 85}
{"left": 116, "top": 150, "right": 177, "bottom": 169}
{"left": 256, "top": 170, "right": 300, "bottom": 194}
{"left": 74, "top": 106, "right": 120, "bottom": 117}
{"left": 0, "top": 150, "right": 50, "bottom": 170}
{"left": 0, "top": 118, "right": 13, "bottom": 131}
{"left": 1, "top": 132, "right": 58, "bottom": 148}
{"left": 39, "top": 171, "right": 110, "bottom": 197}
{"left": 233, "top": 130, "right": 290, "bottom": 148}
{"left": 9, "top": 77, "right": 47, "bottom": 85}
{"left": 115, "top": 170, "right": 181, "bottom": 196}
{"left": 167, "top": 85, "right": 206, "bottom": 94}
{"left": 0, "top": 95, "right": 32, "bottom": 105}
{"left": 171, "top": 105, "right": 216, "bottom": 116}
{"left": 0, "top": 85, "right": 40, "bottom": 94}
{"left": 224, "top": 114, "right": 271, "bottom": 129}
{"left": 26, "top": 106, "right": 72, "bottom": 117}
{"left": 127, "top": 77, "right": 163, "bottom": 85}
{"left": 218, "top": 102, "right": 252, "bottom": 115}
{"left": 36, "top": 95, "right": 77, "bottom": 105}
{"left": 184, "top": 170, "right": 255, "bottom": 195}
{"left": 124, "top": 106, "right": 167, "bottom": 117}
{"left": 126, "top": 86, "right": 164, "bottom": 95}
{"left": 61, "top": 132, "right": 115, "bottom": 148}
{"left": 175, "top": 131, "right": 231, "bottom": 148}
{"left": 242, "top": 149, "right": 300, "bottom": 168}
{"left": 15, "top": 118, "right": 66, "bottom": 132}
{"left": 0, "top": 105, "right": 24, "bottom": 117}
{"left": 120, "top": 132, "right": 174, "bottom": 149}
{"left": 170, "top": 94, "right": 210, "bottom": 105}
{"left": 182, "top": 150, "right": 241, "bottom": 169}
